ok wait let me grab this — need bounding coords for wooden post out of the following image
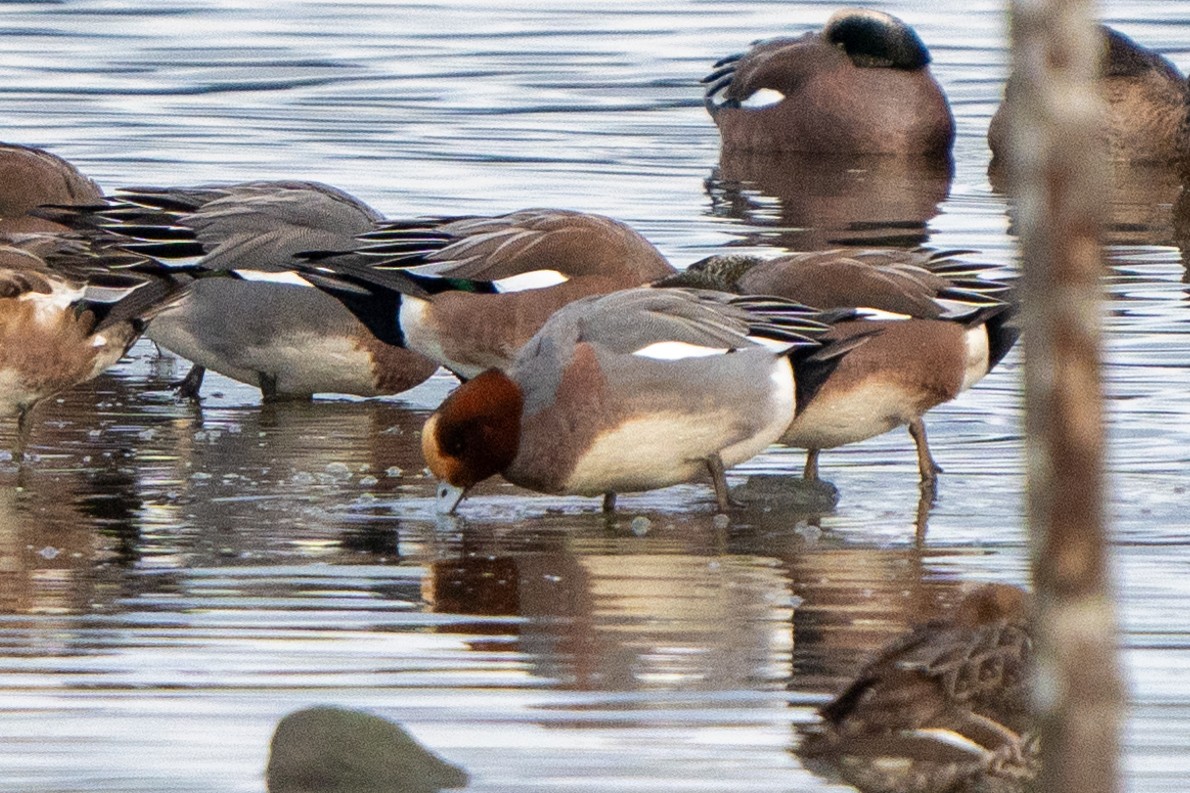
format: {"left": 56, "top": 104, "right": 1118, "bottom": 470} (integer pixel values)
{"left": 1002, "top": 1, "right": 1125, "bottom": 792}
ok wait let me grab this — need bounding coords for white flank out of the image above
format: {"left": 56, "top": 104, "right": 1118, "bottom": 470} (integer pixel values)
{"left": 492, "top": 269, "right": 569, "bottom": 293}
{"left": 146, "top": 316, "right": 384, "bottom": 395}
{"left": 741, "top": 87, "right": 785, "bottom": 108}
{"left": 783, "top": 380, "right": 917, "bottom": 448}
{"left": 562, "top": 356, "right": 795, "bottom": 495}
{"left": 632, "top": 341, "right": 730, "bottom": 360}
{"left": 232, "top": 269, "right": 313, "bottom": 287}
{"left": 959, "top": 325, "right": 991, "bottom": 391}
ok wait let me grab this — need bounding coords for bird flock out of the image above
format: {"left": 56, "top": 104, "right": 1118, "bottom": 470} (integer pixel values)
{"left": 3, "top": 10, "right": 1185, "bottom": 520}
{"left": 5, "top": 6, "right": 1182, "bottom": 792}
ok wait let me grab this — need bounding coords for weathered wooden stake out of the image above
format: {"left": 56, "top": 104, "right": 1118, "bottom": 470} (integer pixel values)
{"left": 1003, "top": 1, "right": 1125, "bottom": 791}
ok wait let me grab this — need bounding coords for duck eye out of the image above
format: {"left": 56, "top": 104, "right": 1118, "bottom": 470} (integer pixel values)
{"left": 441, "top": 428, "right": 467, "bottom": 457}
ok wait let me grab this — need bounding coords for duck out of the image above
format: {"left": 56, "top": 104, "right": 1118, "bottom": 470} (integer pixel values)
{"left": 295, "top": 207, "right": 678, "bottom": 379}
{"left": 703, "top": 8, "right": 954, "bottom": 157}
{"left": 654, "top": 249, "right": 1018, "bottom": 487}
{"left": 799, "top": 583, "right": 1036, "bottom": 793}
{"left": 0, "top": 234, "right": 185, "bottom": 457}
{"left": 989, "top": 25, "right": 1189, "bottom": 166}
{"left": 0, "top": 142, "right": 102, "bottom": 235}
{"left": 38, "top": 181, "right": 441, "bottom": 400}
{"left": 416, "top": 287, "right": 867, "bottom": 513}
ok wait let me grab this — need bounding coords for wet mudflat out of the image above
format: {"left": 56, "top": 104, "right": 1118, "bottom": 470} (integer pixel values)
{"left": 1, "top": 0, "right": 1189, "bottom": 790}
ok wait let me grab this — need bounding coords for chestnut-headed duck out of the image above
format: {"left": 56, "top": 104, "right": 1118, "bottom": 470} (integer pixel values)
{"left": 42, "top": 181, "right": 440, "bottom": 400}
{"left": 297, "top": 208, "right": 678, "bottom": 379}
{"left": 418, "top": 287, "right": 865, "bottom": 513}
{"left": 800, "top": 583, "right": 1035, "bottom": 793}
{"left": 989, "top": 25, "right": 1189, "bottom": 166}
{"left": 656, "top": 249, "right": 1018, "bottom": 487}
{"left": 704, "top": 8, "right": 954, "bottom": 157}
{"left": 0, "top": 234, "right": 185, "bottom": 456}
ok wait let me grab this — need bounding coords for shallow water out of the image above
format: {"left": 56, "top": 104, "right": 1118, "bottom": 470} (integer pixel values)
{"left": 1, "top": 0, "right": 1189, "bottom": 790}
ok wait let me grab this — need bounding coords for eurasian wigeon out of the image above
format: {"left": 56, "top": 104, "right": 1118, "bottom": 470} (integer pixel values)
{"left": 799, "top": 583, "right": 1035, "bottom": 793}
{"left": 989, "top": 25, "right": 1189, "bottom": 166}
{"left": 656, "top": 249, "right": 1018, "bottom": 487}
{"left": 703, "top": 8, "right": 955, "bottom": 157}
{"left": 298, "top": 207, "right": 678, "bottom": 379}
{"left": 42, "top": 181, "right": 440, "bottom": 400}
{"left": 417, "top": 287, "right": 865, "bottom": 513}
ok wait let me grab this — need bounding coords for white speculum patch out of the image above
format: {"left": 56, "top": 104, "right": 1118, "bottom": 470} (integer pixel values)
{"left": 492, "top": 269, "right": 569, "bottom": 293}
{"left": 741, "top": 87, "right": 785, "bottom": 108}
{"left": 631, "top": 341, "right": 731, "bottom": 360}
{"left": 854, "top": 307, "right": 913, "bottom": 322}
{"left": 232, "top": 269, "right": 314, "bottom": 287}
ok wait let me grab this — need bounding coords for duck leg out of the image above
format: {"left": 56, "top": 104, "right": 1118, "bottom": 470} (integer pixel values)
{"left": 803, "top": 448, "right": 821, "bottom": 481}
{"left": 908, "top": 418, "right": 943, "bottom": 485}
{"left": 173, "top": 364, "right": 206, "bottom": 400}
{"left": 13, "top": 404, "right": 33, "bottom": 463}
{"left": 602, "top": 492, "right": 617, "bottom": 513}
{"left": 259, "top": 372, "right": 279, "bottom": 402}
{"left": 706, "top": 453, "right": 742, "bottom": 511}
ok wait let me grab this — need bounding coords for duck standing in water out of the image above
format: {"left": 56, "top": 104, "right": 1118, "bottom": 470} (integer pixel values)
{"left": 39, "top": 180, "right": 442, "bottom": 400}
{"left": 656, "top": 249, "right": 1018, "bottom": 488}
{"left": 415, "top": 287, "right": 867, "bottom": 513}
{"left": 295, "top": 207, "right": 678, "bottom": 379}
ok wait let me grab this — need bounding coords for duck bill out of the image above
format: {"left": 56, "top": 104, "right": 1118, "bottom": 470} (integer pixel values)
{"left": 435, "top": 481, "right": 468, "bottom": 514}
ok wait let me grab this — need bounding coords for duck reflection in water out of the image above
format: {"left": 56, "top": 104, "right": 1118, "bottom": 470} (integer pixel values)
{"left": 990, "top": 24, "right": 1190, "bottom": 252}
{"left": 797, "top": 583, "right": 1035, "bottom": 793}
{"left": 707, "top": 151, "right": 953, "bottom": 251}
